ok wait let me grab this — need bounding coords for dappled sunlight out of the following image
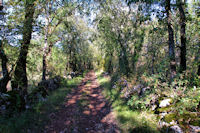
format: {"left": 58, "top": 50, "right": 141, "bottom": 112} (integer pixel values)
{"left": 46, "top": 71, "right": 121, "bottom": 133}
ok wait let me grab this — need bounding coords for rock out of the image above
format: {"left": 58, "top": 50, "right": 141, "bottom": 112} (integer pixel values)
{"left": 159, "top": 121, "right": 169, "bottom": 128}
{"left": 122, "top": 84, "right": 144, "bottom": 98}
{"left": 159, "top": 98, "right": 172, "bottom": 108}
{"left": 27, "top": 76, "right": 61, "bottom": 105}
{"left": 25, "top": 105, "right": 30, "bottom": 109}
{"left": 0, "top": 93, "right": 10, "bottom": 99}
{"left": 103, "top": 72, "right": 109, "bottom": 76}
{"left": 151, "top": 105, "right": 157, "bottom": 111}
{"left": 0, "top": 105, "right": 6, "bottom": 114}
{"left": 67, "top": 75, "right": 72, "bottom": 79}
{"left": 139, "top": 86, "right": 150, "bottom": 97}
{"left": 59, "top": 128, "right": 68, "bottom": 133}
{"left": 112, "top": 85, "right": 117, "bottom": 89}
{"left": 169, "top": 125, "right": 183, "bottom": 133}
{"left": 95, "top": 123, "right": 103, "bottom": 130}
{"left": 159, "top": 112, "right": 168, "bottom": 119}
{"left": 38, "top": 76, "right": 61, "bottom": 95}
{"left": 67, "top": 72, "right": 80, "bottom": 79}
{"left": 189, "top": 125, "right": 200, "bottom": 133}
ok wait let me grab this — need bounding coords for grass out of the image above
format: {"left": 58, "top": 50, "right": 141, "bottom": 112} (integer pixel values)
{"left": 96, "top": 70, "right": 160, "bottom": 133}
{"left": 0, "top": 76, "right": 83, "bottom": 133}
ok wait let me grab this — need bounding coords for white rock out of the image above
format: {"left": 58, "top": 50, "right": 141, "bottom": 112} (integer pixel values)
{"left": 159, "top": 98, "right": 172, "bottom": 108}
{"left": 190, "top": 125, "right": 200, "bottom": 132}
{"left": 159, "top": 112, "right": 167, "bottom": 119}
{"left": 151, "top": 105, "right": 157, "bottom": 111}
{"left": 170, "top": 125, "right": 183, "bottom": 133}
{"left": 169, "top": 120, "right": 177, "bottom": 125}
{"left": 112, "top": 85, "right": 116, "bottom": 89}
{"left": 158, "top": 120, "right": 169, "bottom": 127}
{"left": 67, "top": 75, "right": 72, "bottom": 79}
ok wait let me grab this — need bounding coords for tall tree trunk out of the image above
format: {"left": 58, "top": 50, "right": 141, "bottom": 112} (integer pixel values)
{"left": 42, "top": 41, "right": 54, "bottom": 80}
{"left": 117, "top": 31, "right": 130, "bottom": 77}
{"left": 42, "top": 45, "right": 47, "bottom": 81}
{"left": 42, "top": 27, "right": 48, "bottom": 81}
{"left": 12, "top": 1, "right": 35, "bottom": 93}
{"left": 178, "top": 0, "right": 186, "bottom": 73}
{"left": 152, "top": 52, "right": 155, "bottom": 74}
{"left": 119, "top": 42, "right": 130, "bottom": 76}
{"left": 0, "top": 40, "right": 10, "bottom": 93}
{"left": 166, "top": 0, "right": 176, "bottom": 80}
{"left": 132, "top": 30, "right": 144, "bottom": 71}
{"left": 197, "top": 43, "right": 200, "bottom": 76}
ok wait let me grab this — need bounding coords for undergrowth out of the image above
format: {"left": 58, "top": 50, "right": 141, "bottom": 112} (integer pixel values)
{"left": 96, "top": 70, "right": 160, "bottom": 133}
{"left": 0, "top": 76, "right": 83, "bottom": 133}
{"left": 97, "top": 69, "right": 200, "bottom": 132}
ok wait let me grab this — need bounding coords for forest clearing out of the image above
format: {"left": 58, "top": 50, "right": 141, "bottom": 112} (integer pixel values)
{"left": 0, "top": 0, "right": 200, "bottom": 132}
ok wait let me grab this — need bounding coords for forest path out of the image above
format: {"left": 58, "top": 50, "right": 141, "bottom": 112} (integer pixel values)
{"left": 45, "top": 71, "right": 120, "bottom": 133}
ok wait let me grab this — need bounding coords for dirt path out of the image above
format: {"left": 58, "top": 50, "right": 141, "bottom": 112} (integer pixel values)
{"left": 45, "top": 71, "right": 120, "bottom": 133}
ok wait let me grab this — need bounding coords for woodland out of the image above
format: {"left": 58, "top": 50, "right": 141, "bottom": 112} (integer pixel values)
{"left": 0, "top": 0, "right": 199, "bottom": 132}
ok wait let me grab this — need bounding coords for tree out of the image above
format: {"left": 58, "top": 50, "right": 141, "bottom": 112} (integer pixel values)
{"left": 12, "top": 0, "right": 35, "bottom": 94}
{"left": 41, "top": 1, "right": 79, "bottom": 80}
{"left": 41, "top": 0, "right": 63, "bottom": 81}
{"left": 178, "top": 0, "right": 186, "bottom": 73}
{"left": 0, "top": 0, "right": 9, "bottom": 93}
{"left": 0, "top": 40, "right": 10, "bottom": 93}
{"left": 165, "top": 0, "right": 176, "bottom": 79}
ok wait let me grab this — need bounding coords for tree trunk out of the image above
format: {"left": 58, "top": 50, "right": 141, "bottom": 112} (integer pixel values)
{"left": 42, "top": 52, "right": 47, "bottom": 81}
{"left": 119, "top": 42, "right": 130, "bottom": 77}
{"left": 0, "top": 0, "right": 3, "bottom": 11}
{"left": 42, "top": 29, "right": 48, "bottom": 81}
{"left": 42, "top": 41, "right": 54, "bottom": 80}
{"left": 178, "top": 0, "right": 186, "bottom": 73}
{"left": 132, "top": 30, "right": 144, "bottom": 72}
{"left": 0, "top": 40, "right": 10, "bottom": 93}
{"left": 197, "top": 43, "right": 200, "bottom": 76}
{"left": 12, "top": 1, "right": 35, "bottom": 92}
{"left": 166, "top": 0, "right": 176, "bottom": 79}
{"left": 152, "top": 52, "right": 155, "bottom": 74}
{"left": 117, "top": 31, "right": 130, "bottom": 77}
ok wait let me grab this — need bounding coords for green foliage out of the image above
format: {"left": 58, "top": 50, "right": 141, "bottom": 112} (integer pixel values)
{"left": 127, "top": 95, "right": 147, "bottom": 110}
{"left": 96, "top": 71, "right": 159, "bottom": 132}
{"left": 1, "top": 0, "right": 200, "bottom": 132}
{"left": 0, "top": 76, "right": 83, "bottom": 133}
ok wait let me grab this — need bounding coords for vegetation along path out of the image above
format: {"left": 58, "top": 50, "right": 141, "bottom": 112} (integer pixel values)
{"left": 45, "top": 71, "right": 120, "bottom": 133}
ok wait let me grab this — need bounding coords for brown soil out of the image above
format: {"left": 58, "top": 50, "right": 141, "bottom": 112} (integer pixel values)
{"left": 45, "top": 71, "right": 120, "bottom": 133}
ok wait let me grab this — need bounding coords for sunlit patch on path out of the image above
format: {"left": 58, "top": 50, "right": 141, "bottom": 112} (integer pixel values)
{"left": 45, "top": 71, "right": 120, "bottom": 133}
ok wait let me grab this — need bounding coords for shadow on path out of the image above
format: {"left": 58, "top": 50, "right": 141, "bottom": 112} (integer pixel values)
{"left": 45, "top": 71, "right": 120, "bottom": 133}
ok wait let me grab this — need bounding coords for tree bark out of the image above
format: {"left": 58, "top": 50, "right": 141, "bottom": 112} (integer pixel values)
{"left": 178, "top": 0, "right": 186, "bottom": 73}
{"left": 152, "top": 52, "right": 155, "bottom": 74}
{"left": 12, "top": 1, "right": 35, "bottom": 92}
{"left": 0, "top": 40, "right": 10, "bottom": 93}
{"left": 198, "top": 64, "right": 200, "bottom": 76}
{"left": 42, "top": 49, "right": 47, "bottom": 81}
{"left": 166, "top": 0, "right": 176, "bottom": 79}
{"left": 197, "top": 44, "right": 200, "bottom": 76}
{"left": 42, "top": 27, "right": 48, "bottom": 81}
{"left": 117, "top": 30, "right": 130, "bottom": 77}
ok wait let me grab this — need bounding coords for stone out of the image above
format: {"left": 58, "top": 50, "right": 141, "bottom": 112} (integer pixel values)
{"left": 169, "top": 125, "right": 183, "bottom": 133}
{"left": 122, "top": 84, "right": 144, "bottom": 98}
{"left": 159, "top": 98, "right": 172, "bottom": 108}
{"left": 189, "top": 125, "right": 200, "bottom": 133}
{"left": 159, "top": 112, "right": 168, "bottom": 119}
